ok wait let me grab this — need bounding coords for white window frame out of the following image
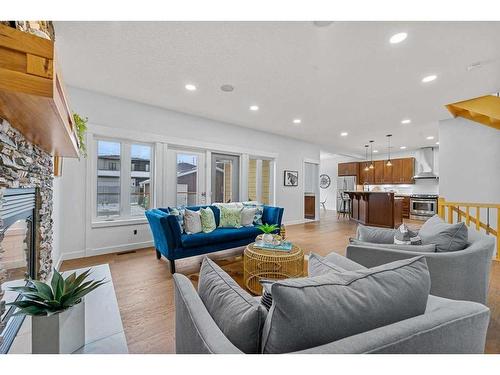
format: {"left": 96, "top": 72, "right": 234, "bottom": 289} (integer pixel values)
{"left": 92, "top": 136, "right": 155, "bottom": 226}
{"left": 247, "top": 155, "right": 276, "bottom": 206}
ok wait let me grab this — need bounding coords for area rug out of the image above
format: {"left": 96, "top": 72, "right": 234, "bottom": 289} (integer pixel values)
{"left": 186, "top": 254, "right": 308, "bottom": 295}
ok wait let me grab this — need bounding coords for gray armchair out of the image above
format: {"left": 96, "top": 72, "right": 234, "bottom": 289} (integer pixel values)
{"left": 173, "top": 271, "right": 490, "bottom": 354}
{"left": 346, "top": 228, "right": 495, "bottom": 304}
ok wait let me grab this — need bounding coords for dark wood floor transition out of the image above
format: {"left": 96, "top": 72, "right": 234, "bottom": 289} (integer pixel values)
{"left": 61, "top": 210, "right": 499, "bottom": 354}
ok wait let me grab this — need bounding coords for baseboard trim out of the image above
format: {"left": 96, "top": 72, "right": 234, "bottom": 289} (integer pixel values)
{"left": 87, "top": 241, "right": 154, "bottom": 256}
{"left": 58, "top": 250, "right": 86, "bottom": 264}
{"left": 57, "top": 241, "right": 154, "bottom": 264}
{"left": 283, "top": 219, "right": 308, "bottom": 225}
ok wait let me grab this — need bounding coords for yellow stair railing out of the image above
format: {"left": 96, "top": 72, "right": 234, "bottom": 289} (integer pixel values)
{"left": 438, "top": 198, "right": 500, "bottom": 260}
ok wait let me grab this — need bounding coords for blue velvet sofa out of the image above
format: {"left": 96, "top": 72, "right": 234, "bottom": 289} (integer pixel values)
{"left": 145, "top": 205, "right": 284, "bottom": 273}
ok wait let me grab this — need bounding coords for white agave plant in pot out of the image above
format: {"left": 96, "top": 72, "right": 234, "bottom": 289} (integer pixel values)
{"left": 257, "top": 223, "right": 279, "bottom": 244}
{"left": 8, "top": 269, "right": 106, "bottom": 354}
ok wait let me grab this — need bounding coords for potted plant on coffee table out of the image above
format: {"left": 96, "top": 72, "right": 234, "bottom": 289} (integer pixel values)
{"left": 257, "top": 223, "right": 279, "bottom": 244}
{"left": 7, "top": 268, "right": 106, "bottom": 354}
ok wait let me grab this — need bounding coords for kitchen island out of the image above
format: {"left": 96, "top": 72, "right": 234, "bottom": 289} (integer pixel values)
{"left": 345, "top": 191, "right": 403, "bottom": 229}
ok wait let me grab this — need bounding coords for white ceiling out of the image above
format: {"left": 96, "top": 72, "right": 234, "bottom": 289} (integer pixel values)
{"left": 54, "top": 21, "right": 500, "bottom": 156}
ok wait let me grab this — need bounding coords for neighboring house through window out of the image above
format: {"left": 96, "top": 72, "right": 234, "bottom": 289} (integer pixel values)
{"left": 96, "top": 139, "right": 153, "bottom": 220}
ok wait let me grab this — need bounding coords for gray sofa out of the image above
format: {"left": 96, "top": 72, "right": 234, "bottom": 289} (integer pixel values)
{"left": 346, "top": 228, "right": 495, "bottom": 304}
{"left": 173, "top": 252, "right": 490, "bottom": 354}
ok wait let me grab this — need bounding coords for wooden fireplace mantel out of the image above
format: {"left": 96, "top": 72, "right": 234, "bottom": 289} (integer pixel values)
{"left": 0, "top": 24, "right": 79, "bottom": 158}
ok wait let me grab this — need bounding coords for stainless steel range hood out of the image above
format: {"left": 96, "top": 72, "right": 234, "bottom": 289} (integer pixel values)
{"left": 414, "top": 147, "right": 439, "bottom": 179}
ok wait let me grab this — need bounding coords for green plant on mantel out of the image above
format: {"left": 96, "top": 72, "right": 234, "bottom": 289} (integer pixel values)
{"left": 7, "top": 269, "right": 106, "bottom": 316}
{"left": 73, "top": 113, "right": 88, "bottom": 157}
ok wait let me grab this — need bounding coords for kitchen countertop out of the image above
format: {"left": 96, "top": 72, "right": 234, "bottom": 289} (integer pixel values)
{"left": 345, "top": 191, "right": 395, "bottom": 194}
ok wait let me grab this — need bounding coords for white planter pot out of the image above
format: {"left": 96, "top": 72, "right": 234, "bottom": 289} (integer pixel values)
{"left": 262, "top": 233, "right": 274, "bottom": 244}
{"left": 32, "top": 299, "right": 85, "bottom": 354}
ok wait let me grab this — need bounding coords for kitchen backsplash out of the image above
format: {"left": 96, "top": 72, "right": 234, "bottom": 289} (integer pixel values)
{"left": 365, "top": 179, "right": 439, "bottom": 195}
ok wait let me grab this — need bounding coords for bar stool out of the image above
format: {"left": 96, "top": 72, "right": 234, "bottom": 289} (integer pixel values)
{"left": 337, "top": 192, "right": 351, "bottom": 220}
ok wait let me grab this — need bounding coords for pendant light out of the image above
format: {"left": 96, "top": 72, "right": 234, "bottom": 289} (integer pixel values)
{"left": 369, "top": 140, "right": 374, "bottom": 169}
{"left": 386, "top": 134, "right": 393, "bottom": 167}
{"left": 364, "top": 145, "right": 369, "bottom": 171}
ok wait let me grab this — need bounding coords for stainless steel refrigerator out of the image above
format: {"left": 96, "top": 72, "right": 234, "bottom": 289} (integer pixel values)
{"left": 336, "top": 176, "right": 356, "bottom": 210}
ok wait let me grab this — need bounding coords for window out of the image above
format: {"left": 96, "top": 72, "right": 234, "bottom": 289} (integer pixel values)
{"left": 130, "top": 144, "right": 152, "bottom": 215}
{"left": 211, "top": 153, "right": 239, "bottom": 203}
{"left": 96, "top": 139, "right": 153, "bottom": 219}
{"left": 97, "top": 140, "right": 121, "bottom": 217}
{"left": 176, "top": 153, "right": 198, "bottom": 206}
{"left": 248, "top": 158, "right": 273, "bottom": 204}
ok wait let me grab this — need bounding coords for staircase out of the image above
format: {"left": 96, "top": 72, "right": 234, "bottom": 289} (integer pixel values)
{"left": 438, "top": 198, "right": 500, "bottom": 260}
{"left": 446, "top": 95, "right": 500, "bottom": 130}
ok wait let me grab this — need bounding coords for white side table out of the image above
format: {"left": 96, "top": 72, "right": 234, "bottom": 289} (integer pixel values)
{"left": 8, "top": 264, "right": 128, "bottom": 354}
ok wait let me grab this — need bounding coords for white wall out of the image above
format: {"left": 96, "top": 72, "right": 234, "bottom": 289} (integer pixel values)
{"left": 439, "top": 117, "right": 500, "bottom": 256}
{"left": 58, "top": 87, "right": 320, "bottom": 260}
{"left": 319, "top": 153, "right": 359, "bottom": 210}
{"left": 439, "top": 117, "right": 500, "bottom": 203}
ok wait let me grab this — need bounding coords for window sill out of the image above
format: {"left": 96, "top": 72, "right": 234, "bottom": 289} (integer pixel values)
{"left": 91, "top": 217, "right": 148, "bottom": 228}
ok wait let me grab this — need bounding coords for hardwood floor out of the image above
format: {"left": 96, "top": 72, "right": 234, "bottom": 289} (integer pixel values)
{"left": 60, "top": 210, "right": 499, "bottom": 354}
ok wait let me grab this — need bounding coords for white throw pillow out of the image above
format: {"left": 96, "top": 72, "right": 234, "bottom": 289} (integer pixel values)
{"left": 241, "top": 207, "right": 257, "bottom": 227}
{"left": 184, "top": 208, "right": 202, "bottom": 234}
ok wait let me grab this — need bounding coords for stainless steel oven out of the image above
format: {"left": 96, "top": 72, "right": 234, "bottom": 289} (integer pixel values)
{"left": 410, "top": 194, "right": 438, "bottom": 220}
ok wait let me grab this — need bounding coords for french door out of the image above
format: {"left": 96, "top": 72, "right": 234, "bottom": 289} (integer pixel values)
{"left": 167, "top": 148, "right": 206, "bottom": 207}
{"left": 211, "top": 153, "right": 240, "bottom": 203}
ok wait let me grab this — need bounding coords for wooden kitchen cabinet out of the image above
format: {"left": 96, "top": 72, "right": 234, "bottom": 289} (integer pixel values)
{"left": 339, "top": 157, "right": 414, "bottom": 185}
{"left": 359, "top": 162, "right": 374, "bottom": 184}
{"left": 346, "top": 191, "right": 402, "bottom": 228}
{"left": 383, "top": 161, "right": 393, "bottom": 183}
{"left": 400, "top": 196, "right": 410, "bottom": 219}
{"left": 374, "top": 160, "right": 385, "bottom": 184}
{"left": 391, "top": 159, "right": 404, "bottom": 183}
{"left": 390, "top": 158, "right": 415, "bottom": 184}
{"left": 304, "top": 195, "right": 315, "bottom": 219}
{"left": 373, "top": 157, "right": 415, "bottom": 184}
{"left": 401, "top": 157, "right": 415, "bottom": 183}
{"left": 338, "top": 162, "right": 359, "bottom": 177}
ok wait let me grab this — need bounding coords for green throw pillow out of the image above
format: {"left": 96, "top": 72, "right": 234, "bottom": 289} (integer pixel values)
{"left": 200, "top": 207, "right": 216, "bottom": 233}
{"left": 219, "top": 206, "right": 243, "bottom": 228}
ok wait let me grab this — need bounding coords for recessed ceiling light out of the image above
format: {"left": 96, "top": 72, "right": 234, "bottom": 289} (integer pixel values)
{"left": 422, "top": 75, "right": 437, "bottom": 83}
{"left": 436, "top": 141, "right": 440, "bottom": 145}
{"left": 249, "top": 105, "right": 259, "bottom": 111}
{"left": 340, "top": 132, "right": 348, "bottom": 137}
{"left": 426, "top": 136, "right": 435, "bottom": 140}
{"left": 185, "top": 84, "right": 197, "bottom": 91}
{"left": 220, "top": 84, "right": 234, "bottom": 92}
{"left": 401, "top": 119, "right": 411, "bottom": 124}
{"left": 293, "top": 119, "right": 302, "bottom": 124}
{"left": 390, "top": 32, "right": 407, "bottom": 44}
{"left": 373, "top": 150, "right": 379, "bottom": 153}
{"left": 400, "top": 146, "right": 407, "bottom": 150}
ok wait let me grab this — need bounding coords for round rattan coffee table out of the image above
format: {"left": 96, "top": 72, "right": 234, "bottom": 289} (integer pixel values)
{"left": 243, "top": 240, "right": 304, "bottom": 295}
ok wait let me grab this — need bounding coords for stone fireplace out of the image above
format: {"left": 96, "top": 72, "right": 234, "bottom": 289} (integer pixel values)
{"left": 0, "top": 118, "right": 55, "bottom": 352}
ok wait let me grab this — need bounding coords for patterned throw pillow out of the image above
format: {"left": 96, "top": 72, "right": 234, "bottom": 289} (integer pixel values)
{"left": 200, "top": 207, "right": 216, "bottom": 233}
{"left": 394, "top": 223, "right": 422, "bottom": 245}
{"left": 241, "top": 207, "right": 257, "bottom": 227}
{"left": 184, "top": 208, "right": 202, "bottom": 234}
{"left": 242, "top": 202, "right": 264, "bottom": 225}
{"left": 219, "top": 206, "right": 243, "bottom": 228}
{"left": 260, "top": 280, "right": 274, "bottom": 311}
{"left": 168, "top": 207, "right": 185, "bottom": 232}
